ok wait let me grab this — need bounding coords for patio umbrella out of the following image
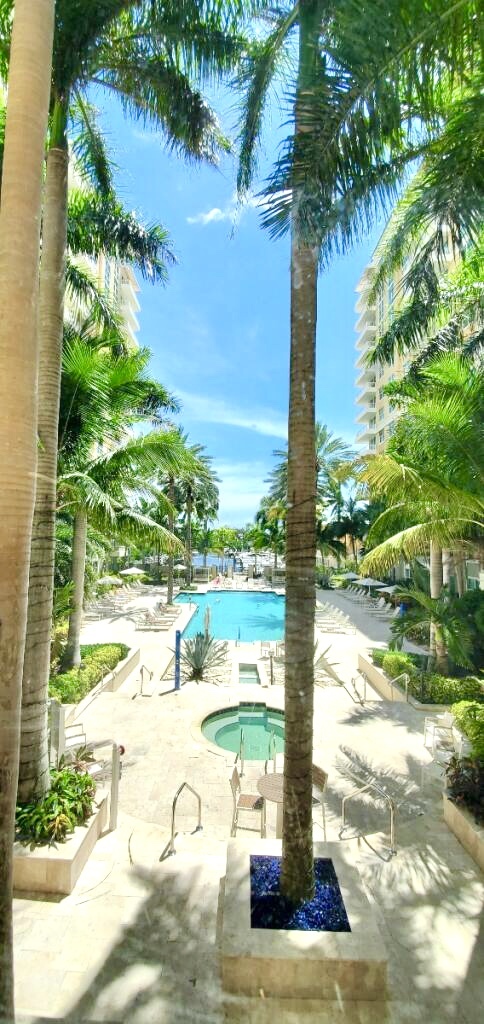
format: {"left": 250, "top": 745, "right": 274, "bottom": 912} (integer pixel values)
{"left": 356, "top": 577, "right": 386, "bottom": 593}
{"left": 340, "top": 571, "right": 360, "bottom": 580}
{"left": 119, "top": 566, "right": 145, "bottom": 576}
{"left": 97, "top": 575, "right": 123, "bottom": 586}
{"left": 377, "top": 584, "right": 400, "bottom": 594}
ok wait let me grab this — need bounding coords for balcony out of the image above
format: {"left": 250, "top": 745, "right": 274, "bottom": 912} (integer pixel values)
{"left": 356, "top": 425, "right": 376, "bottom": 444}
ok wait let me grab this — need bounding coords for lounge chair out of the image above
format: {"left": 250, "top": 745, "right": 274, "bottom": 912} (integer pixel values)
{"left": 229, "top": 765, "right": 266, "bottom": 837}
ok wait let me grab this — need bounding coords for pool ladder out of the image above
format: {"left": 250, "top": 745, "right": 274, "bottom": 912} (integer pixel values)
{"left": 166, "top": 782, "right": 203, "bottom": 856}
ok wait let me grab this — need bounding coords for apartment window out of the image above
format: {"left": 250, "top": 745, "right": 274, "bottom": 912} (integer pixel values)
{"left": 379, "top": 386, "right": 385, "bottom": 399}
{"left": 388, "top": 420, "right": 396, "bottom": 437}
{"left": 369, "top": 438, "right": 376, "bottom": 451}
{"left": 377, "top": 362, "right": 384, "bottom": 379}
{"left": 378, "top": 429, "right": 385, "bottom": 444}
{"left": 369, "top": 417, "right": 376, "bottom": 429}
{"left": 379, "top": 406, "right": 385, "bottom": 421}
{"left": 369, "top": 377, "right": 376, "bottom": 388}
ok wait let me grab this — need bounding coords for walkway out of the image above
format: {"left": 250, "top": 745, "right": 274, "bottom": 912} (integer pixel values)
{"left": 13, "top": 585, "right": 483, "bottom": 1023}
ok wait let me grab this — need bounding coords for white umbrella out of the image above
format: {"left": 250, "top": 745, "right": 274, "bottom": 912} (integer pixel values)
{"left": 340, "top": 571, "right": 360, "bottom": 580}
{"left": 356, "top": 577, "right": 386, "bottom": 593}
{"left": 97, "top": 575, "right": 123, "bottom": 586}
{"left": 119, "top": 566, "right": 146, "bottom": 576}
{"left": 377, "top": 584, "right": 400, "bottom": 594}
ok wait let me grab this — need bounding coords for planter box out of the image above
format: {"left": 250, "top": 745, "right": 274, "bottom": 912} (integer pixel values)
{"left": 65, "top": 647, "right": 140, "bottom": 724}
{"left": 358, "top": 654, "right": 448, "bottom": 712}
{"left": 13, "top": 791, "right": 108, "bottom": 895}
{"left": 222, "top": 839, "right": 387, "bottom": 1000}
{"left": 443, "top": 794, "right": 484, "bottom": 872}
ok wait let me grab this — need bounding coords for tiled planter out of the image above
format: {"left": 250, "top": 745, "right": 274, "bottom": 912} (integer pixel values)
{"left": 13, "top": 791, "right": 108, "bottom": 895}
{"left": 358, "top": 654, "right": 448, "bottom": 712}
{"left": 443, "top": 794, "right": 484, "bottom": 872}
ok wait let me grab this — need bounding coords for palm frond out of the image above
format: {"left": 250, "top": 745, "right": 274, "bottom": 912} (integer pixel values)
{"left": 67, "top": 187, "right": 175, "bottom": 282}
{"left": 361, "top": 519, "right": 477, "bottom": 575}
{"left": 69, "top": 91, "right": 114, "bottom": 196}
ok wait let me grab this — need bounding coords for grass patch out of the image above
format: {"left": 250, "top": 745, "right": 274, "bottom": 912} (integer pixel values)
{"left": 49, "top": 643, "right": 129, "bottom": 704}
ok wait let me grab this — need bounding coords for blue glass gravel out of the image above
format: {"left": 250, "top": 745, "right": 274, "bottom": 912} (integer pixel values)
{"left": 250, "top": 855, "right": 351, "bottom": 932}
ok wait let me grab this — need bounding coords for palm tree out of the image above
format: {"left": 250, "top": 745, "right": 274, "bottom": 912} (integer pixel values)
{"left": 59, "top": 430, "right": 188, "bottom": 670}
{"left": 360, "top": 353, "right": 484, "bottom": 663}
{"left": 237, "top": 0, "right": 478, "bottom": 903}
{"left": 0, "top": 2, "right": 55, "bottom": 1015}
{"left": 19, "top": 0, "right": 243, "bottom": 800}
{"left": 268, "top": 423, "right": 355, "bottom": 506}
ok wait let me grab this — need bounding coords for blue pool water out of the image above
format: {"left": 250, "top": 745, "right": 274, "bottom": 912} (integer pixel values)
{"left": 202, "top": 703, "right": 285, "bottom": 760}
{"left": 175, "top": 590, "right": 285, "bottom": 641}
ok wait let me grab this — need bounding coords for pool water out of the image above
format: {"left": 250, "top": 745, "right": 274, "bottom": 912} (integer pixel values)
{"left": 175, "top": 590, "right": 284, "bottom": 641}
{"left": 202, "top": 703, "right": 285, "bottom": 760}
{"left": 239, "top": 663, "right": 260, "bottom": 684}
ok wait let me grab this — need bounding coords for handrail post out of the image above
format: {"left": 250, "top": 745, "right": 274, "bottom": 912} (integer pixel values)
{"left": 168, "top": 781, "right": 203, "bottom": 856}
{"left": 109, "top": 742, "right": 120, "bottom": 830}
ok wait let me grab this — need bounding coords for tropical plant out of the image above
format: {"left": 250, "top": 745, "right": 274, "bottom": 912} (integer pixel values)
{"left": 179, "top": 633, "right": 229, "bottom": 681}
{"left": 50, "top": 643, "right": 129, "bottom": 704}
{"left": 16, "top": 767, "right": 96, "bottom": 845}
{"left": 451, "top": 701, "right": 484, "bottom": 760}
{"left": 17, "top": 0, "right": 243, "bottom": 804}
{"left": 445, "top": 755, "right": 484, "bottom": 825}
{"left": 237, "top": 0, "right": 479, "bottom": 904}
{"left": 389, "top": 589, "right": 474, "bottom": 674}
{"left": 0, "top": 1, "right": 55, "bottom": 1016}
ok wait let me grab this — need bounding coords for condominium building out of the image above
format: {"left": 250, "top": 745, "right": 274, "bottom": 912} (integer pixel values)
{"left": 354, "top": 261, "right": 406, "bottom": 454}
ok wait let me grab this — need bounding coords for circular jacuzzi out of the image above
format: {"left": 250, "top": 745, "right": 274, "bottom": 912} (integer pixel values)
{"left": 202, "top": 703, "right": 284, "bottom": 760}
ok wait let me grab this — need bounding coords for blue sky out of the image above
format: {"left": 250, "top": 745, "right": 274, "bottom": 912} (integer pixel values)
{"left": 101, "top": 93, "right": 385, "bottom": 527}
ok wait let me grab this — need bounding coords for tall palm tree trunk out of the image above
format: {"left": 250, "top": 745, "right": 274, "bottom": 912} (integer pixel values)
{"left": 429, "top": 541, "right": 447, "bottom": 671}
{"left": 61, "top": 511, "right": 88, "bottom": 671}
{"left": 19, "top": 146, "right": 68, "bottom": 802}
{"left": 185, "top": 488, "right": 193, "bottom": 587}
{"left": 281, "top": 0, "right": 322, "bottom": 907}
{"left": 0, "top": 2, "right": 55, "bottom": 1016}
{"left": 282, "top": 235, "right": 319, "bottom": 905}
{"left": 167, "top": 476, "right": 175, "bottom": 603}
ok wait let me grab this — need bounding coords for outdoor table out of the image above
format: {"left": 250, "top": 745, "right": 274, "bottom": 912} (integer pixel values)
{"left": 257, "top": 771, "right": 284, "bottom": 838}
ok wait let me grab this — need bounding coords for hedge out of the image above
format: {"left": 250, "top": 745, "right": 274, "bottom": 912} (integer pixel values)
{"left": 451, "top": 701, "right": 484, "bottom": 759}
{"left": 371, "top": 648, "right": 483, "bottom": 705}
{"left": 49, "top": 643, "right": 129, "bottom": 704}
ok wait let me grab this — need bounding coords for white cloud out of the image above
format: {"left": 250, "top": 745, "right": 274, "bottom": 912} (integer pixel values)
{"left": 214, "top": 460, "right": 269, "bottom": 525}
{"left": 177, "top": 389, "right": 287, "bottom": 439}
{"left": 186, "top": 191, "right": 261, "bottom": 227}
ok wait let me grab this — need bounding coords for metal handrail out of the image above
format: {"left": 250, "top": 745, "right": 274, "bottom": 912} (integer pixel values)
{"left": 339, "top": 768, "right": 397, "bottom": 855}
{"left": 139, "top": 663, "right": 153, "bottom": 696}
{"left": 351, "top": 673, "right": 367, "bottom": 705}
{"left": 235, "top": 728, "right": 245, "bottom": 776}
{"left": 86, "top": 738, "right": 123, "bottom": 831}
{"left": 168, "top": 782, "right": 203, "bottom": 856}
{"left": 389, "top": 672, "right": 410, "bottom": 702}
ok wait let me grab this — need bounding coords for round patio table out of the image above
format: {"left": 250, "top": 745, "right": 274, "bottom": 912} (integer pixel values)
{"left": 257, "top": 771, "right": 284, "bottom": 838}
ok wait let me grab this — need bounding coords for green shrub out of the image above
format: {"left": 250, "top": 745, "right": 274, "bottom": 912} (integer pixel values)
{"left": 179, "top": 633, "right": 228, "bottom": 681}
{"left": 451, "top": 701, "right": 484, "bottom": 758}
{"left": 381, "top": 652, "right": 417, "bottom": 680}
{"left": 445, "top": 755, "right": 484, "bottom": 824}
{"left": 410, "top": 674, "right": 483, "bottom": 705}
{"left": 16, "top": 767, "right": 96, "bottom": 845}
{"left": 49, "top": 643, "right": 129, "bottom": 704}
{"left": 371, "top": 648, "right": 386, "bottom": 667}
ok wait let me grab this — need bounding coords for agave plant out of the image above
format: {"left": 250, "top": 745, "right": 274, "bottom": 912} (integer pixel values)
{"left": 179, "top": 633, "right": 228, "bottom": 682}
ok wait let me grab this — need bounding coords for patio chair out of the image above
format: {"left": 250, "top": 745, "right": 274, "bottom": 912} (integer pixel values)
{"left": 312, "top": 765, "right": 328, "bottom": 839}
{"left": 423, "top": 712, "right": 454, "bottom": 754}
{"left": 229, "top": 765, "right": 266, "bottom": 838}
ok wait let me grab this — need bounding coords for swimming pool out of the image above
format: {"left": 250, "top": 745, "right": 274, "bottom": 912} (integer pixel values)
{"left": 175, "top": 590, "right": 284, "bottom": 641}
{"left": 202, "top": 703, "right": 285, "bottom": 760}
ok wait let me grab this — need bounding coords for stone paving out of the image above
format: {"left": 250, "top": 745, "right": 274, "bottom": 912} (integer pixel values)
{"left": 13, "top": 583, "right": 484, "bottom": 1023}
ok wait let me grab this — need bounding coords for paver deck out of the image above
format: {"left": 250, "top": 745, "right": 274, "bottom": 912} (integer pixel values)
{"left": 13, "top": 583, "right": 484, "bottom": 1023}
